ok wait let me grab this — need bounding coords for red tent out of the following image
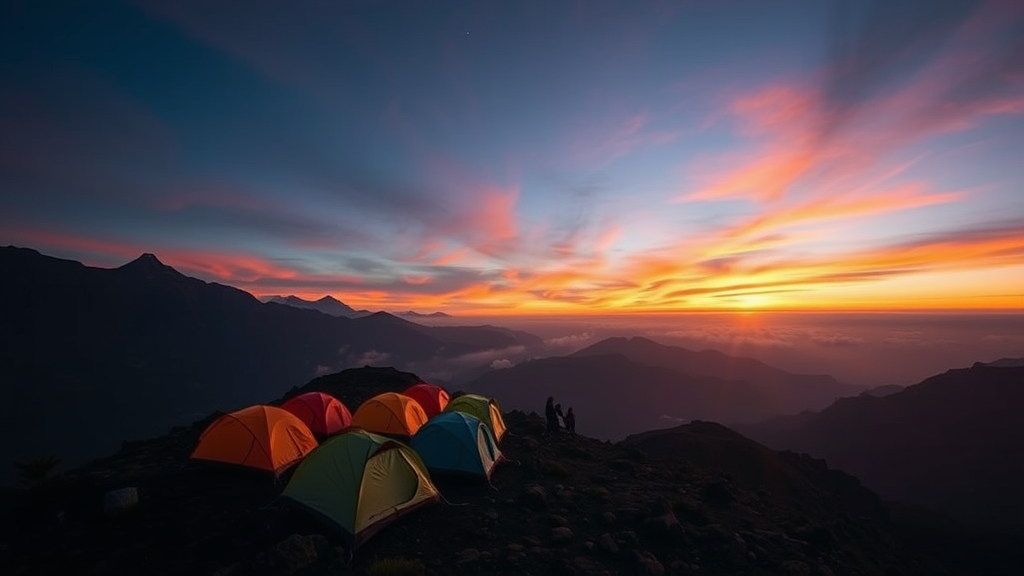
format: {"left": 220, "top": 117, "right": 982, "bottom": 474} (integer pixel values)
{"left": 281, "top": 392, "right": 352, "bottom": 437}
{"left": 403, "top": 383, "right": 450, "bottom": 418}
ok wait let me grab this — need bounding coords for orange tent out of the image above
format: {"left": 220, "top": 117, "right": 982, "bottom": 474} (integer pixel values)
{"left": 281, "top": 392, "right": 353, "bottom": 437}
{"left": 350, "top": 392, "right": 428, "bottom": 438}
{"left": 191, "top": 405, "right": 318, "bottom": 475}
{"left": 403, "top": 383, "right": 450, "bottom": 418}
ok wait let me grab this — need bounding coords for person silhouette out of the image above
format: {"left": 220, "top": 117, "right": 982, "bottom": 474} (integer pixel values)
{"left": 545, "top": 396, "right": 559, "bottom": 431}
{"left": 555, "top": 403, "right": 565, "bottom": 428}
{"left": 564, "top": 407, "right": 576, "bottom": 434}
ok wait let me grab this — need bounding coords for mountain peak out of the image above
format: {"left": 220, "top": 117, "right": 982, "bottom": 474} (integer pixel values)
{"left": 118, "top": 253, "right": 182, "bottom": 276}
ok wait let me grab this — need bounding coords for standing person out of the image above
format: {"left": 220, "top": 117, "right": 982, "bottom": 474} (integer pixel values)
{"left": 555, "top": 403, "right": 565, "bottom": 428}
{"left": 564, "top": 407, "right": 576, "bottom": 434}
{"left": 545, "top": 397, "right": 559, "bottom": 431}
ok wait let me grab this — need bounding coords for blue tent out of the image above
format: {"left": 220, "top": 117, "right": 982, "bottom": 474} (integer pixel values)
{"left": 410, "top": 412, "right": 502, "bottom": 479}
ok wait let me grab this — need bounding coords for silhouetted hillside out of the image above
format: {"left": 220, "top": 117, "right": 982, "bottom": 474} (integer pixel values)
{"left": 469, "top": 354, "right": 781, "bottom": 439}
{"left": 0, "top": 247, "right": 540, "bottom": 485}
{"left": 266, "top": 295, "right": 370, "bottom": 317}
{"left": 467, "top": 338, "right": 862, "bottom": 440}
{"left": 740, "top": 364, "right": 1024, "bottom": 535}
{"left": 4, "top": 366, "right": 1016, "bottom": 575}
{"left": 574, "top": 337, "right": 863, "bottom": 413}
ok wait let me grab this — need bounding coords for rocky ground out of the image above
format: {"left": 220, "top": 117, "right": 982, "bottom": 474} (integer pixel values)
{"left": 0, "top": 367, "right": 1018, "bottom": 575}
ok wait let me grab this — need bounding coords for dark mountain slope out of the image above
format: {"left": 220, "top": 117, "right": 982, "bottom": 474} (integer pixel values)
{"left": 574, "top": 337, "right": 863, "bottom": 414}
{"left": 4, "top": 367, "right": 1013, "bottom": 576}
{"left": 0, "top": 247, "right": 539, "bottom": 484}
{"left": 739, "top": 364, "right": 1024, "bottom": 534}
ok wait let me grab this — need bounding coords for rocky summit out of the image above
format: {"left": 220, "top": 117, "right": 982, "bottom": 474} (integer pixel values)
{"left": 0, "top": 367, "right": 1017, "bottom": 576}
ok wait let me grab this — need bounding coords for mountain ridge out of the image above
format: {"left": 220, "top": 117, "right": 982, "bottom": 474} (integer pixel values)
{"left": 4, "top": 366, "right": 1019, "bottom": 575}
{"left": 0, "top": 246, "right": 541, "bottom": 485}
{"left": 739, "top": 363, "right": 1024, "bottom": 534}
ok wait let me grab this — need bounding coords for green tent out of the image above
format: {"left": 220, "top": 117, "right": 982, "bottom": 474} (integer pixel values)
{"left": 443, "top": 394, "right": 507, "bottom": 443}
{"left": 281, "top": 429, "right": 440, "bottom": 547}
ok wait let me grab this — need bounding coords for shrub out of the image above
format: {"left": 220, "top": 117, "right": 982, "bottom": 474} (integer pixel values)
{"left": 16, "top": 455, "right": 61, "bottom": 485}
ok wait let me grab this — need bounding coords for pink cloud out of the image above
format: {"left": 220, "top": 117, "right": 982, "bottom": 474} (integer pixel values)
{"left": 566, "top": 110, "right": 681, "bottom": 168}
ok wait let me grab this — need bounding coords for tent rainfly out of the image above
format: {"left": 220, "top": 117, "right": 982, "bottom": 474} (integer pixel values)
{"left": 281, "top": 429, "right": 440, "bottom": 548}
{"left": 411, "top": 411, "right": 502, "bottom": 479}
{"left": 190, "top": 405, "right": 318, "bottom": 475}
{"left": 281, "top": 391, "right": 353, "bottom": 437}
{"left": 443, "top": 394, "right": 507, "bottom": 443}
{"left": 350, "top": 392, "right": 429, "bottom": 438}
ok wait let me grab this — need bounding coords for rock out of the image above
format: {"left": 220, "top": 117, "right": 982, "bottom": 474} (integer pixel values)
{"left": 618, "top": 531, "right": 639, "bottom": 546}
{"left": 669, "top": 560, "right": 691, "bottom": 575}
{"left": 633, "top": 550, "right": 665, "bottom": 576}
{"left": 484, "top": 508, "right": 499, "bottom": 521}
{"left": 102, "top": 487, "right": 139, "bottom": 518}
{"left": 779, "top": 560, "right": 811, "bottom": 576}
{"left": 522, "top": 535, "right": 543, "bottom": 546}
{"left": 643, "top": 512, "right": 684, "bottom": 542}
{"left": 572, "top": 555, "right": 605, "bottom": 574}
{"left": 702, "top": 479, "right": 734, "bottom": 507}
{"left": 601, "top": 511, "right": 618, "bottom": 526}
{"left": 507, "top": 543, "right": 525, "bottom": 553}
{"left": 548, "top": 514, "right": 569, "bottom": 527}
{"left": 248, "top": 534, "right": 329, "bottom": 576}
{"left": 550, "top": 526, "right": 574, "bottom": 546}
{"left": 598, "top": 533, "right": 619, "bottom": 555}
{"left": 521, "top": 485, "right": 547, "bottom": 511}
{"left": 456, "top": 548, "right": 481, "bottom": 565}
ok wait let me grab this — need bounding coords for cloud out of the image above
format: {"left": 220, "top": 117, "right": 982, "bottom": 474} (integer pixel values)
{"left": 544, "top": 332, "right": 595, "bottom": 349}
{"left": 661, "top": 327, "right": 800, "bottom": 348}
{"left": 313, "top": 364, "right": 333, "bottom": 376}
{"left": 353, "top": 350, "right": 391, "bottom": 367}
{"left": 567, "top": 110, "right": 681, "bottom": 168}
{"left": 810, "top": 334, "right": 865, "bottom": 347}
{"left": 489, "top": 359, "right": 514, "bottom": 370}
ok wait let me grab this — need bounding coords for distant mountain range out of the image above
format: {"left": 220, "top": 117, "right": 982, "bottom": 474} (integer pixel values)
{"left": 0, "top": 246, "right": 539, "bottom": 484}
{"left": 739, "top": 363, "right": 1024, "bottom": 534}
{"left": 467, "top": 336, "right": 865, "bottom": 440}
{"left": 263, "top": 294, "right": 452, "bottom": 319}
{"left": 265, "top": 295, "right": 371, "bottom": 318}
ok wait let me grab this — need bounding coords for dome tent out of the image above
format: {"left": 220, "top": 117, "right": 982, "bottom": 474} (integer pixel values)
{"left": 411, "top": 411, "right": 502, "bottom": 479}
{"left": 281, "top": 429, "right": 440, "bottom": 548}
{"left": 281, "top": 391, "right": 352, "bottom": 437}
{"left": 191, "top": 405, "right": 318, "bottom": 475}
{"left": 403, "top": 382, "right": 450, "bottom": 418}
{"left": 443, "top": 394, "right": 507, "bottom": 443}
{"left": 350, "top": 392, "right": 428, "bottom": 438}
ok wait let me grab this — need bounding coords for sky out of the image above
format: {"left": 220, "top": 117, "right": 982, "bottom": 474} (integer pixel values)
{"left": 3, "top": 0, "right": 1024, "bottom": 314}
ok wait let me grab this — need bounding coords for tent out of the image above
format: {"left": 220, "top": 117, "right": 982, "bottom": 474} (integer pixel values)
{"left": 350, "top": 392, "right": 428, "bottom": 438}
{"left": 410, "top": 412, "right": 502, "bottom": 479}
{"left": 281, "top": 391, "right": 352, "bottom": 437}
{"left": 403, "top": 383, "right": 450, "bottom": 418}
{"left": 191, "top": 405, "right": 318, "bottom": 475}
{"left": 281, "top": 429, "right": 440, "bottom": 548}
{"left": 443, "top": 394, "right": 507, "bottom": 442}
